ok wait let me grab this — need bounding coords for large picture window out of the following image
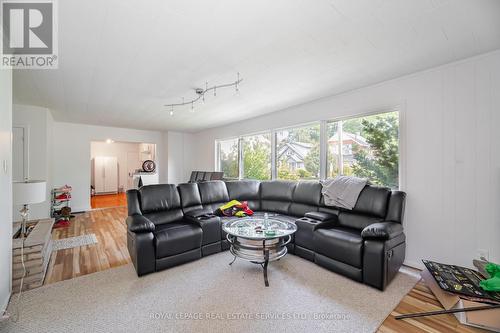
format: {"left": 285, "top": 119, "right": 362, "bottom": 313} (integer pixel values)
{"left": 215, "top": 110, "right": 400, "bottom": 188}
{"left": 216, "top": 138, "right": 239, "bottom": 179}
{"left": 276, "top": 123, "right": 320, "bottom": 180}
{"left": 327, "top": 111, "right": 399, "bottom": 188}
{"left": 242, "top": 133, "right": 271, "bottom": 180}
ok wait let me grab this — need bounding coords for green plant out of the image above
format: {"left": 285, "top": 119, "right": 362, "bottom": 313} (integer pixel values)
{"left": 352, "top": 113, "right": 399, "bottom": 188}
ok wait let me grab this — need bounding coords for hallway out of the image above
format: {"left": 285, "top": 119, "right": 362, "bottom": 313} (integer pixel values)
{"left": 91, "top": 193, "right": 127, "bottom": 209}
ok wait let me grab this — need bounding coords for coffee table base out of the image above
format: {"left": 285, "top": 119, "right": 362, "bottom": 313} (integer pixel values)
{"left": 227, "top": 235, "right": 290, "bottom": 287}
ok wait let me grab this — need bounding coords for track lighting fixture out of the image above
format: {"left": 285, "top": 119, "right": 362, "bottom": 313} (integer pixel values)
{"left": 164, "top": 73, "right": 242, "bottom": 115}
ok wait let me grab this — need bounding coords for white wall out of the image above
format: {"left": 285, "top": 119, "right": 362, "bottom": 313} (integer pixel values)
{"left": 52, "top": 122, "right": 167, "bottom": 212}
{"left": 12, "top": 105, "right": 54, "bottom": 220}
{"left": 167, "top": 131, "right": 195, "bottom": 184}
{"left": 192, "top": 50, "right": 500, "bottom": 269}
{"left": 159, "top": 132, "right": 169, "bottom": 183}
{"left": 0, "top": 70, "right": 13, "bottom": 314}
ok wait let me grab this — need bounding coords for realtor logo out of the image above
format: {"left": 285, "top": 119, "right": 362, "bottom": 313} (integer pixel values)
{"left": 1, "top": 0, "right": 58, "bottom": 69}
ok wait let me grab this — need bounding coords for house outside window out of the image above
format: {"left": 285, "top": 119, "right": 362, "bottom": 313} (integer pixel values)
{"left": 276, "top": 124, "right": 320, "bottom": 180}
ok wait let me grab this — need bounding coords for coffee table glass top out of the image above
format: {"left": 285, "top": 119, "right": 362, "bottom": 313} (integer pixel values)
{"left": 223, "top": 218, "right": 297, "bottom": 240}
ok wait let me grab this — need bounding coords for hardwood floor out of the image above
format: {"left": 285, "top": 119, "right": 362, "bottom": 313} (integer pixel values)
{"left": 379, "top": 282, "right": 487, "bottom": 333}
{"left": 90, "top": 193, "right": 127, "bottom": 209}
{"left": 45, "top": 208, "right": 487, "bottom": 332}
{"left": 45, "top": 207, "right": 130, "bottom": 284}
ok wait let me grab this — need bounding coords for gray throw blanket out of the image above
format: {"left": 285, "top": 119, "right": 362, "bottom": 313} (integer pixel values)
{"left": 321, "top": 176, "right": 367, "bottom": 210}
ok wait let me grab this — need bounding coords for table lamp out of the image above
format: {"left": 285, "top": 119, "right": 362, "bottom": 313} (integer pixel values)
{"left": 13, "top": 180, "right": 47, "bottom": 238}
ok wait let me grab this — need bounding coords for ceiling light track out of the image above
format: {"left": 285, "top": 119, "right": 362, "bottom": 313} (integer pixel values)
{"left": 165, "top": 73, "right": 242, "bottom": 116}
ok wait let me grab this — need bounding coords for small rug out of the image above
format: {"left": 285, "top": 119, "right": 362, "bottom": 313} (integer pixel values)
{"left": 52, "top": 234, "right": 98, "bottom": 251}
{"left": 1, "top": 252, "right": 419, "bottom": 333}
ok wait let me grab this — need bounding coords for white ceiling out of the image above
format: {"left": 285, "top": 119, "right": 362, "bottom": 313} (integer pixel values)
{"left": 13, "top": 0, "right": 500, "bottom": 132}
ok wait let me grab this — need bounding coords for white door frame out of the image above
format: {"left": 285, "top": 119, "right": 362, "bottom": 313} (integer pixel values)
{"left": 12, "top": 124, "right": 30, "bottom": 180}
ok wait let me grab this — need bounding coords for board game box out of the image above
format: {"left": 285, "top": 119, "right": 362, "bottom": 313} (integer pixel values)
{"left": 422, "top": 260, "right": 500, "bottom": 304}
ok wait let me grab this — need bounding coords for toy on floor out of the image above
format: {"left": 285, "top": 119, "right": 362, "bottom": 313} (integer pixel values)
{"left": 480, "top": 262, "right": 500, "bottom": 292}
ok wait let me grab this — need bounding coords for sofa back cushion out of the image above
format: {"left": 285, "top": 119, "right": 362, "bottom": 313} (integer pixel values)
{"left": 225, "top": 180, "right": 261, "bottom": 211}
{"left": 177, "top": 183, "right": 203, "bottom": 214}
{"left": 139, "top": 184, "right": 183, "bottom": 225}
{"left": 318, "top": 196, "right": 340, "bottom": 216}
{"left": 289, "top": 181, "right": 321, "bottom": 216}
{"left": 335, "top": 185, "right": 390, "bottom": 230}
{"left": 260, "top": 181, "right": 296, "bottom": 214}
{"left": 198, "top": 180, "right": 230, "bottom": 212}
{"left": 337, "top": 212, "right": 384, "bottom": 230}
{"left": 351, "top": 186, "right": 390, "bottom": 218}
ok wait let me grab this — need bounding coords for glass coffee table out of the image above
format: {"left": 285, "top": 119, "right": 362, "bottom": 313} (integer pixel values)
{"left": 223, "top": 216, "right": 297, "bottom": 287}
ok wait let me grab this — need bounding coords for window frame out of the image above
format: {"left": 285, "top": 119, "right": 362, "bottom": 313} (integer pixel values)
{"left": 325, "top": 108, "right": 401, "bottom": 188}
{"left": 215, "top": 106, "right": 403, "bottom": 189}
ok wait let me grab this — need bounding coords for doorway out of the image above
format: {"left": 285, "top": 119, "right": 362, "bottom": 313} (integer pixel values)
{"left": 90, "top": 140, "right": 157, "bottom": 209}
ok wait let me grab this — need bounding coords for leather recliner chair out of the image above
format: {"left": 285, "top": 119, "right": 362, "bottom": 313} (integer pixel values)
{"left": 126, "top": 180, "right": 406, "bottom": 290}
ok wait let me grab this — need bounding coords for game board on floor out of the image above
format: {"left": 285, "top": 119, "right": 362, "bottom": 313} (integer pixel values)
{"left": 422, "top": 260, "right": 500, "bottom": 303}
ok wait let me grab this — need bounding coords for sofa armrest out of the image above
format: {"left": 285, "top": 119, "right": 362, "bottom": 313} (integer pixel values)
{"left": 126, "top": 215, "right": 155, "bottom": 233}
{"left": 361, "top": 222, "right": 403, "bottom": 240}
{"left": 304, "top": 211, "right": 338, "bottom": 222}
{"left": 184, "top": 214, "right": 221, "bottom": 246}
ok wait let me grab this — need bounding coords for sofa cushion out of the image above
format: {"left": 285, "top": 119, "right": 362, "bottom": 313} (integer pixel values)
{"left": 337, "top": 212, "right": 383, "bottom": 230}
{"left": 351, "top": 186, "right": 391, "bottom": 218}
{"left": 139, "top": 184, "right": 181, "bottom": 213}
{"left": 178, "top": 183, "right": 203, "bottom": 213}
{"left": 318, "top": 195, "right": 339, "bottom": 214}
{"left": 144, "top": 210, "right": 184, "bottom": 226}
{"left": 314, "top": 226, "right": 363, "bottom": 268}
{"left": 198, "top": 181, "right": 229, "bottom": 212}
{"left": 225, "top": 180, "right": 261, "bottom": 211}
{"left": 260, "top": 181, "right": 296, "bottom": 214}
{"left": 154, "top": 222, "right": 202, "bottom": 259}
{"left": 289, "top": 181, "right": 321, "bottom": 216}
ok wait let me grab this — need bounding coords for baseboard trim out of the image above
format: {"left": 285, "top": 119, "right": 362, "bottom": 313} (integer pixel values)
{"left": 403, "top": 260, "right": 424, "bottom": 270}
{"left": 1, "top": 291, "right": 11, "bottom": 317}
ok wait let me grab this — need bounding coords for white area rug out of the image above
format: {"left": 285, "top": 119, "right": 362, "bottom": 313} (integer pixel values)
{"left": 1, "top": 252, "right": 419, "bottom": 333}
{"left": 52, "top": 234, "right": 98, "bottom": 251}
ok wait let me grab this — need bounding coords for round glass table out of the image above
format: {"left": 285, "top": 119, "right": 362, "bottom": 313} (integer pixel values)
{"left": 222, "top": 216, "right": 297, "bottom": 287}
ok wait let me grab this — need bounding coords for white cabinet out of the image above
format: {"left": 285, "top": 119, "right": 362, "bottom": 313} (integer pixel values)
{"left": 93, "top": 156, "right": 118, "bottom": 194}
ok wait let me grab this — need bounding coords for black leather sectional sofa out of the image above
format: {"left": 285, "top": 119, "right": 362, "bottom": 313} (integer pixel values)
{"left": 126, "top": 180, "right": 406, "bottom": 290}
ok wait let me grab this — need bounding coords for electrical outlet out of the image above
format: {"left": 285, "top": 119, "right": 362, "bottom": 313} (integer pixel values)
{"left": 477, "top": 249, "right": 489, "bottom": 261}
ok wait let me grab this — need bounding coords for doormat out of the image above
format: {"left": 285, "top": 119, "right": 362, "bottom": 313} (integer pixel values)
{"left": 52, "top": 234, "right": 98, "bottom": 251}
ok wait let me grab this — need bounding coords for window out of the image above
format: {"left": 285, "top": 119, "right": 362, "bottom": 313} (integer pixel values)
{"left": 216, "top": 138, "right": 239, "bottom": 179}
{"left": 276, "top": 123, "right": 320, "bottom": 180}
{"left": 241, "top": 133, "right": 271, "bottom": 180}
{"left": 327, "top": 111, "right": 399, "bottom": 188}
{"left": 215, "top": 110, "right": 400, "bottom": 188}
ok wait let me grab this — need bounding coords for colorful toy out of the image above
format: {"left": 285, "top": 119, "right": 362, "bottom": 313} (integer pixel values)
{"left": 216, "top": 200, "right": 254, "bottom": 217}
{"left": 479, "top": 262, "right": 500, "bottom": 292}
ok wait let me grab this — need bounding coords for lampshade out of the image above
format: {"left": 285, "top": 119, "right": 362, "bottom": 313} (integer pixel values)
{"left": 13, "top": 180, "right": 47, "bottom": 205}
